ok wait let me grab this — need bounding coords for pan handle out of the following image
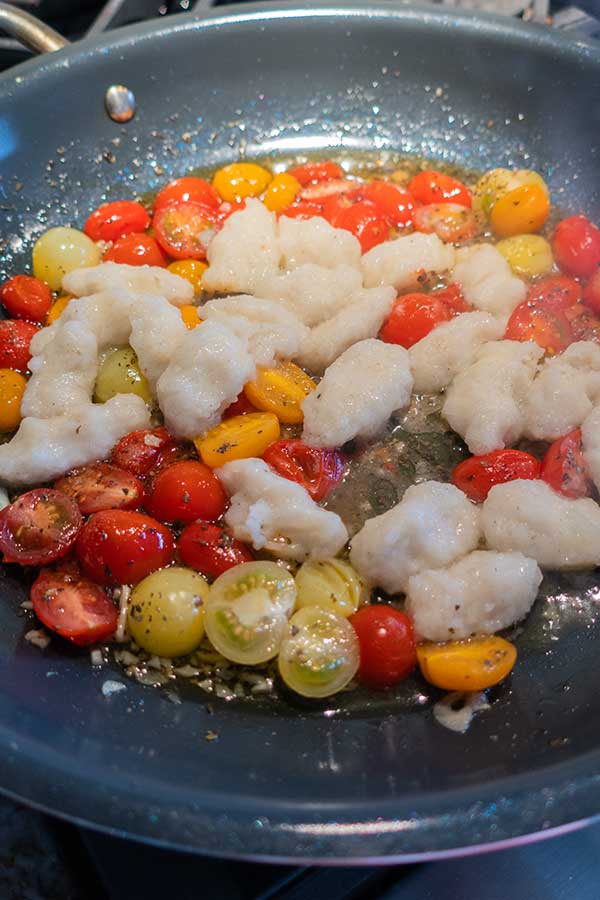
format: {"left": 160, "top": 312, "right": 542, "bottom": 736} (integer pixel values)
{"left": 0, "top": 2, "right": 68, "bottom": 55}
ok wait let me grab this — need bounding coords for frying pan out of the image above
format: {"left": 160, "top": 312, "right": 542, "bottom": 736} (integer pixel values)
{"left": 0, "top": 0, "right": 600, "bottom": 864}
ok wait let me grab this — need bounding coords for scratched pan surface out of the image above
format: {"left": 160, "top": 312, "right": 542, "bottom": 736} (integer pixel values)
{"left": 0, "top": 1, "right": 600, "bottom": 862}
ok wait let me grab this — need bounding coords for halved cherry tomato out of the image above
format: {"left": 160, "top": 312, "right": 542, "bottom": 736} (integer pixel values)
{"left": 380, "top": 292, "right": 453, "bottom": 348}
{"left": 300, "top": 179, "right": 357, "bottom": 202}
{"left": 540, "top": 429, "right": 593, "bottom": 499}
{"left": 452, "top": 449, "right": 540, "bottom": 503}
{"left": 413, "top": 203, "right": 478, "bottom": 244}
{"left": 144, "top": 460, "right": 227, "bottom": 524}
{"left": 504, "top": 298, "right": 574, "bottom": 353}
{"left": 349, "top": 605, "right": 416, "bottom": 689}
{"left": 223, "top": 392, "right": 256, "bottom": 419}
{"left": 0, "top": 489, "right": 82, "bottom": 565}
{"left": 279, "top": 200, "right": 324, "bottom": 220}
{"left": 103, "top": 233, "right": 168, "bottom": 267}
{"left": 216, "top": 199, "right": 247, "bottom": 225}
{"left": 179, "top": 304, "right": 202, "bottom": 329}
{"left": 153, "top": 200, "right": 217, "bottom": 260}
{"left": 408, "top": 170, "right": 472, "bottom": 208}
{"left": 55, "top": 463, "right": 144, "bottom": 515}
{"left": 195, "top": 412, "right": 280, "bottom": 468}
{"left": 528, "top": 274, "right": 582, "bottom": 311}
{"left": 553, "top": 215, "right": 600, "bottom": 278}
{"left": 111, "top": 427, "right": 179, "bottom": 478}
{"left": 244, "top": 361, "right": 316, "bottom": 425}
{"left": 359, "top": 180, "right": 415, "bottom": 229}
{"left": 83, "top": 200, "right": 150, "bottom": 243}
{"left": 324, "top": 198, "right": 389, "bottom": 253}
{"left": 0, "top": 275, "right": 52, "bottom": 323}
{"left": 151, "top": 442, "right": 194, "bottom": 474}
{"left": 417, "top": 636, "right": 516, "bottom": 691}
{"left": 262, "top": 440, "right": 345, "bottom": 501}
{"left": 433, "top": 282, "right": 470, "bottom": 315}
{"left": 31, "top": 566, "right": 118, "bottom": 646}
{"left": 0, "top": 320, "right": 39, "bottom": 373}
{"left": 564, "top": 303, "right": 600, "bottom": 344}
{"left": 76, "top": 510, "right": 174, "bottom": 586}
{"left": 153, "top": 176, "right": 220, "bottom": 213}
{"left": 583, "top": 270, "right": 600, "bottom": 316}
{"left": 177, "top": 521, "right": 253, "bottom": 580}
{"left": 288, "top": 161, "right": 344, "bottom": 187}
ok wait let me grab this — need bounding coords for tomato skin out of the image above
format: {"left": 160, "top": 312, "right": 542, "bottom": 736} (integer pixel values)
{"left": 553, "top": 215, "right": 600, "bottom": 279}
{"left": 262, "top": 440, "right": 345, "bottom": 501}
{"left": 111, "top": 427, "right": 178, "bottom": 478}
{"left": 223, "top": 392, "right": 256, "bottom": 419}
{"left": 324, "top": 198, "right": 389, "bottom": 253}
{"left": 433, "top": 282, "right": 469, "bottom": 315}
{"left": 380, "top": 293, "right": 453, "bottom": 348}
{"left": 153, "top": 176, "right": 220, "bottom": 213}
{"left": 413, "top": 203, "right": 478, "bottom": 244}
{"left": 564, "top": 303, "right": 600, "bottom": 344}
{"left": 349, "top": 605, "right": 417, "bottom": 689}
{"left": 583, "top": 269, "right": 600, "bottom": 316}
{"left": 0, "top": 489, "right": 82, "bottom": 565}
{"left": 359, "top": 181, "right": 415, "bottom": 228}
{"left": 31, "top": 567, "right": 118, "bottom": 646}
{"left": 153, "top": 200, "right": 217, "bottom": 260}
{"left": 177, "top": 521, "right": 253, "bottom": 580}
{"left": 76, "top": 510, "right": 174, "bottom": 586}
{"left": 0, "top": 275, "right": 52, "bottom": 323}
{"left": 528, "top": 275, "right": 582, "bottom": 311}
{"left": 408, "top": 170, "right": 472, "bottom": 208}
{"left": 279, "top": 200, "right": 324, "bottom": 221}
{"left": 0, "top": 320, "right": 39, "bottom": 373}
{"left": 300, "top": 178, "right": 356, "bottom": 202}
{"left": 84, "top": 200, "right": 150, "bottom": 243}
{"left": 540, "top": 430, "right": 593, "bottom": 499}
{"left": 144, "top": 460, "right": 227, "bottom": 524}
{"left": 216, "top": 199, "right": 247, "bottom": 225}
{"left": 103, "top": 233, "right": 168, "bottom": 267}
{"left": 452, "top": 449, "right": 540, "bottom": 503}
{"left": 504, "top": 299, "right": 574, "bottom": 353}
{"left": 55, "top": 463, "right": 144, "bottom": 515}
{"left": 288, "top": 161, "right": 344, "bottom": 187}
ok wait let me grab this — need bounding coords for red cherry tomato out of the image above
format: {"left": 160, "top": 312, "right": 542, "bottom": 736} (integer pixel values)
{"left": 144, "top": 460, "right": 227, "bottom": 524}
{"left": 433, "top": 282, "right": 470, "bottom": 315}
{"left": 111, "top": 427, "right": 178, "bottom": 477}
{"left": 103, "top": 233, "right": 168, "bottom": 267}
{"left": 223, "top": 392, "right": 256, "bottom": 419}
{"left": 216, "top": 199, "right": 247, "bottom": 225}
{"left": 300, "top": 179, "right": 357, "bottom": 202}
{"left": 279, "top": 200, "right": 324, "bottom": 221}
{"left": 380, "top": 293, "right": 453, "bottom": 348}
{"left": 30, "top": 566, "right": 118, "bottom": 646}
{"left": 564, "top": 303, "right": 600, "bottom": 344}
{"left": 553, "top": 215, "right": 600, "bottom": 279}
{"left": 177, "top": 521, "right": 253, "bottom": 580}
{"left": 287, "top": 161, "right": 344, "bottom": 187}
{"left": 324, "top": 197, "right": 389, "bottom": 253}
{"left": 153, "top": 200, "right": 217, "bottom": 260}
{"left": 83, "top": 200, "right": 151, "bottom": 243}
{"left": 0, "top": 275, "right": 52, "bottom": 323}
{"left": 541, "top": 429, "right": 593, "bottom": 499}
{"left": 452, "top": 449, "right": 541, "bottom": 503}
{"left": 358, "top": 181, "right": 415, "bottom": 229}
{"left": 583, "top": 270, "right": 600, "bottom": 316}
{"left": 528, "top": 274, "right": 582, "bottom": 311}
{"left": 0, "top": 320, "right": 39, "bottom": 372}
{"left": 413, "top": 203, "right": 478, "bottom": 244}
{"left": 0, "top": 489, "right": 82, "bottom": 565}
{"left": 76, "top": 509, "right": 174, "bottom": 586}
{"left": 153, "top": 176, "right": 220, "bottom": 213}
{"left": 262, "top": 439, "right": 345, "bottom": 501}
{"left": 55, "top": 463, "right": 144, "bottom": 515}
{"left": 408, "top": 170, "right": 472, "bottom": 208}
{"left": 349, "top": 605, "right": 417, "bottom": 689}
{"left": 504, "top": 299, "right": 574, "bottom": 353}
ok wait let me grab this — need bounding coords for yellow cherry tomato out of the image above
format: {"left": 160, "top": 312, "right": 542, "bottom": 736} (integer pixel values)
{"left": 195, "top": 412, "right": 280, "bottom": 468}
{"left": 94, "top": 347, "right": 153, "bottom": 406}
{"left": 128, "top": 567, "right": 208, "bottom": 657}
{"left": 0, "top": 369, "right": 26, "bottom": 432}
{"left": 295, "top": 558, "right": 369, "bottom": 618}
{"left": 416, "top": 635, "right": 517, "bottom": 692}
{"left": 46, "top": 294, "right": 72, "bottom": 325}
{"left": 33, "top": 227, "right": 101, "bottom": 291}
{"left": 496, "top": 234, "right": 554, "bottom": 278}
{"left": 179, "top": 305, "right": 203, "bottom": 330}
{"left": 167, "top": 259, "right": 207, "bottom": 293}
{"left": 473, "top": 168, "right": 548, "bottom": 224}
{"left": 244, "top": 361, "right": 316, "bottom": 425}
{"left": 212, "top": 162, "right": 272, "bottom": 202}
{"left": 263, "top": 173, "right": 301, "bottom": 212}
{"left": 490, "top": 183, "right": 550, "bottom": 237}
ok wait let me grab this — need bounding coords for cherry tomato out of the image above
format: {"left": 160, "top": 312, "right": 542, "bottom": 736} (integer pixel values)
{"left": 300, "top": 179, "right": 357, "bottom": 202}
{"left": 262, "top": 439, "right": 345, "bottom": 501}
{"left": 279, "top": 200, "right": 324, "bottom": 221}
{"left": 413, "top": 203, "right": 478, "bottom": 244}
{"left": 55, "top": 463, "right": 144, "bottom": 515}
{"left": 452, "top": 449, "right": 541, "bottom": 503}
{"left": 223, "top": 392, "right": 256, "bottom": 419}
{"left": 103, "top": 233, "right": 168, "bottom": 267}
{"left": 83, "top": 200, "right": 150, "bottom": 243}
{"left": 216, "top": 199, "right": 247, "bottom": 225}
{"left": 151, "top": 442, "right": 194, "bottom": 474}
{"left": 349, "top": 605, "right": 417, "bottom": 689}
{"left": 76, "top": 509, "right": 174, "bottom": 586}
{"left": 490, "top": 184, "right": 550, "bottom": 237}
{"left": 380, "top": 293, "right": 453, "bottom": 348}
{"left": 553, "top": 215, "right": 600, "bottom": 278}
{"left": 583, "top": 270, "right": 600, "bottom": 316}
{"left": 153, "top": 200, "right": 217, "bottom": 260}
{"left": 358, "top": 180, "right": 415, "bottom": 228}
{"left": 153, "top": 176, "right": 220, "bottom": 213}
{"left": 30, "top": 566, "right": 118, "bottom": 646}
{"left": 408, "top": 170, "right": 472, "bottom": 208}
{"left": 528, "top": 274, "right": 582, "bottom": 311}
{"left": 144, "top": 460, "right": 227, "bottom": 524}
{"left": 0, "top": 320, "right": 39, "bottom": 373}
{"left": 324, "top": 198, "right": 389, "bottom": 253}
{"left": 111, "top": 427, "right": 178, "bottom": 478}
{"left": 0, "top": 489, "right": 82, "bottom": 565}
{"left": 564, "top": 303, "right": 600, "bottom": 344}
{"left": 177, "top": 521, "right": 253, "bottom": 580}
{"left": 541, "top": 429, "right": 593, "bottom": 499}
{"left": 433, "top": 282, "right": 470, "bottom": 315}
{"left": 288, "top": 161, "right": 344, "bottom": 187}
{"left": 0, "top": 275, "right": 52, "bottom": 323}
{"left": 504, "top": 299, "right": 574, "bottom": 353}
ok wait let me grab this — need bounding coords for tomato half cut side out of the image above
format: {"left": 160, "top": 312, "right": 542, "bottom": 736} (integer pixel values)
{"left": 111, "top": 427, "right": 179, "bottom": 477}
{"left": 177, "top": 521, "right": 253, "bottom": 580}
{"left": 413, "top": 203, "right": 478, "bottom": 244}
{"left": 452, "top": 449, "right": 541, "bottom": 503}
{"left": 153, "top": 200, "right": 217, "bottom": 260}
{"left": 540, "top": 430, "right": 593, "bottom": 499}
{"left": 31, "top": 567, "right": 118, "bottom": 646}
{"left": 262, "top": 440, "right": 345, "bottom": 501}
{"left": 84, "top": 200, "right": 151, "bottom": 243}
{"left": 55, "top": 463, "right": 144, "bottom": 515}
{"left": 408, "top": 170, "right": 472, "bottom": 208}
{"left": 360, "top": 181, "right": 415, "bottom": 229}
{"left": 504, "top": 299, "right": 574, "bottom": 353}
{"left": 0, "top": 489, "right": 82, "bottom": 565}
{"left": 527, "top": 274, "right": 582, "bottom": 311}
{"left": 287, "top": 161, "right": 344, "bottom": 187}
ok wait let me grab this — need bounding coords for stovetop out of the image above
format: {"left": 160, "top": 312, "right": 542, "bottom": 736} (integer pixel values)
{"left": 1, "top": 0, "right": 600, "bottom": 897}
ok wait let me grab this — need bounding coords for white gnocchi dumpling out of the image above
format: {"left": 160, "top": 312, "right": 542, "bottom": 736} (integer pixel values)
{"left": 202, "top": 199, "right": 279, "bottom": 294}
{"left": 62, "top": 261, "right": 193, "bottom": 306}
{"left": 453, "top": 243, "right": 526, "bottom": 319}
{"left": 278, "top": 215, "right": 362, "bottom": 270}
{"left": 582, "top": 405, "right": 600, "bottom": 493}
{"left": 361, "top": 232, "right": 455, "bottom": 291}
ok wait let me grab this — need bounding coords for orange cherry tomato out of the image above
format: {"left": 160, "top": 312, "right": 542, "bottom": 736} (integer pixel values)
{"left": 417, "top": 636, "right": 517, "bottom": 691}
{"left": 490, "top": 183, "right": 550, "bottom": 237}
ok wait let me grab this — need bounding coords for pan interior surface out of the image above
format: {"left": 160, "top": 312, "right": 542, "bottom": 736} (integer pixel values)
{"left": 0, "top": 1, "right": 599, "bottom": 860}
